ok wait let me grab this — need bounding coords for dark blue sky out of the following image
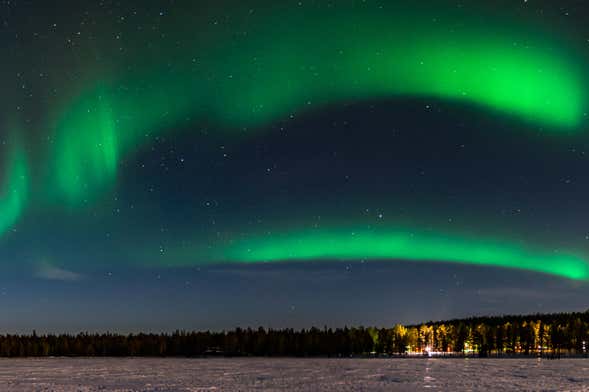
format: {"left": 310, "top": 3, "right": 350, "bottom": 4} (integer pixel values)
{"left": 0, "top": 262, "right": 588, "bottom": 334}
{"left": 0, "top": 0, "right": 588, "bottom": 333}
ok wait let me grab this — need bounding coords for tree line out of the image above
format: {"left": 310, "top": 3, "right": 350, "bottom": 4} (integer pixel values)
{"left": 0, "top": 310, "right": 588, "bottom": 357}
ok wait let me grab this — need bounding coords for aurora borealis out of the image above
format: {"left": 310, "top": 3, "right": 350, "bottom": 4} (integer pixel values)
{"left": 0, "top": 143, "right": 28, "bottom": 237}
{"left": 1, "top": 0, "right": 589, "bottom": 332}
{"left": 217, "top": 229, "right": 589, "bottom": 280}
{"left": 45, "top": 1, "right": 585, "bottom": 206}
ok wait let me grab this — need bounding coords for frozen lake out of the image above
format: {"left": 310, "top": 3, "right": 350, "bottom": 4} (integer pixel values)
{"left": 0, "top": 357, "right": 587, "bottom": 391}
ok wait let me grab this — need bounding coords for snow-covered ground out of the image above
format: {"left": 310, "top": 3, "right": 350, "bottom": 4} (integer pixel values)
{"left": 0, "top": 357, "right": 587, "bottom": 391}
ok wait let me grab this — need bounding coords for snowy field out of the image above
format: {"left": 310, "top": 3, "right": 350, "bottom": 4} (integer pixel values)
{"left": 0, "top": 357, "right": 587, "bottom": 391}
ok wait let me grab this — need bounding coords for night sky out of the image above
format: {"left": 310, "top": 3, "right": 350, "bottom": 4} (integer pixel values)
{"left": 1, "top": 0, "right": 589, "bottom": 333}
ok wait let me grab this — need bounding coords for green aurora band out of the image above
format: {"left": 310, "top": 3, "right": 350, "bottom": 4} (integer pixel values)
{"left": 0, "top": 146, "right": 28, "bottom": 237}
{"left": 4, "top": 3, "right": 589, "bottom": 279}
{"left": 215, "top": 229, "right": 589, "bottom": 281}
{"left": 49, "top": 4, "right": 586, "bottom": 204}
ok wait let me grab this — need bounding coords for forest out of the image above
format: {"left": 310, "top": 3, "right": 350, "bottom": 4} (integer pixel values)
{"left": 0, "top": 311, "right": 588, "bottom": 357}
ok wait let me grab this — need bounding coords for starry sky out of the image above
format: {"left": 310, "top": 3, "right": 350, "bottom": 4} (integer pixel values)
{"left": 1, "top": 0, "right": 589, "bottom": 333}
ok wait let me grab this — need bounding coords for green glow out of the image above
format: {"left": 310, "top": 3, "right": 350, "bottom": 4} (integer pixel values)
{"left": 216, "top": 229, "right": 589, "bottom": 281}
{"left": 218, "top": 33, "right": 584, "bottom": 129}
{"left": 2, "top": 3, "right": 586, "bottom": 280}
{"left": 47, "top": 4, "right": 586, "bottom": 203}
{"left": 52, "top": 89, "right": 118, "bottom": 203}
{"left": 0, "top": 146, "right": 28, "bottom": 236}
